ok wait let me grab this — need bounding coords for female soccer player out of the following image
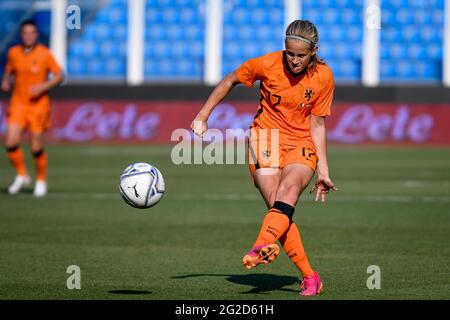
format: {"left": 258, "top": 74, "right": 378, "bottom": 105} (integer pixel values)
{"left": 191, "top": 20, "right": 337, "bottom": 296}
{"left": 1, "top": 20, "right": 64, "bottom": 197}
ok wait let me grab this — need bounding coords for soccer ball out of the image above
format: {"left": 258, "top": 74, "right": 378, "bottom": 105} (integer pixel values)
{"left": 119, "top": 162, "right": 165, "bottom": 209}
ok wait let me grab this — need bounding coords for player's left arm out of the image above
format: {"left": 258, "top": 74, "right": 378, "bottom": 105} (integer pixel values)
{"left": 310, "top": 115, "right": 337, "bottom": 202}
{"left": 30, "top": 72, "right": 64, "bottom": 98}
{"left": 309, "top": 69, "right": 337, "bottom": 202}
{"left": 30, "top": 49, "right": 65, "bottom": 98}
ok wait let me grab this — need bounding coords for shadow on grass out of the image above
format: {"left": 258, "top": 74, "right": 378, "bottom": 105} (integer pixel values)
{"left": 172, "top": 273, "right": 299, "bottom": 294}
{"left": 2, "top": 188, "right": 33, "bottom": 195}
{"left": 109, "top": 290, "right": 152, "bottom": 295}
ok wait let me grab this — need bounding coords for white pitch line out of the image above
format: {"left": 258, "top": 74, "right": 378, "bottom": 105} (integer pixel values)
{"left": 12, "top": 192, "right": 450, "bottom": 203}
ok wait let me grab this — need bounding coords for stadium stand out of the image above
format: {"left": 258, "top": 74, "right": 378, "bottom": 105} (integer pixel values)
{"left": 144, "top": 0, "right": 206, "bottom": 81}
{"left": 380, "top": 0, "right": 444, "bottom": 83}
{"left": 0, "top": 0, "right": 446, "bottom": 84}
{"left": 67, "top": 0, "right": 127, "bottom": 81}
{"left": 222, "top": 0, "right": 285, "bottom": 77}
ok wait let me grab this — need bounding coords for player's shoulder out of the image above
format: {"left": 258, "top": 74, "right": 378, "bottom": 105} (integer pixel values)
{"left": 311, "top": 62, "right": 334, "bottom": 84}
{"left": 260, "top": 50, "right": 283, "bottom": 66}
{"left": 7, "top": 45, "right": 22, "bottom": 56}
{"left": 35, "top": 43, "right": 52, "bottom": 54}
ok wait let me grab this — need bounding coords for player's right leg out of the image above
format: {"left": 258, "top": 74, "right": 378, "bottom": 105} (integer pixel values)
{"left": 5, "top": 123, "right": 31, "bottom": 194}
{"left": 242, "top": 168, "right": 282, "bottom": 269}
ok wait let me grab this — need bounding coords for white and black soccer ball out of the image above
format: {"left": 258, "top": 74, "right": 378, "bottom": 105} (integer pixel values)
{"left": 119, "top": 162, "right": 165, "bottom": 209}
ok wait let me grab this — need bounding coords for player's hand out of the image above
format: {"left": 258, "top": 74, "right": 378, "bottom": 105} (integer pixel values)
{"left": 190, "top": 115, "right": 208, "bottom": 137}
{"left": 310, "top": 175, "right": 338, "bottom": 203}
{"left": 30, "top": 83, "right": 46, "bottom": 98}
{"left": 1, "top": 80, "right": 10, "bottom": 92}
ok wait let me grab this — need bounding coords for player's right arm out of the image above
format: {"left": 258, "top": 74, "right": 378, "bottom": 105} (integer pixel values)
{"left": 1, "top": 48, "right": 14, "bottom": 92}
{"left": 1, "top": 72, "right": 11, "bottom": 92}
{"left": 191, "top": 71, "right": 241, "bottom": 136}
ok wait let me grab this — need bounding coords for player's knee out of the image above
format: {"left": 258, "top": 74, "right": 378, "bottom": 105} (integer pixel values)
{"left": 32, "top": 148, "right": 45, "bottom": 158}
{"left": 5, "top": 135, "right": 20, "bottom": 147}
{"left": 272, "top": 201, "right": 295, "bottom": 220}
{"left": 277, "top": 183, "right": 301, "bottom": 200}
{"left": 268, "top": 192, "right": 277, "bottom": 208}
{"left": 6, "top": 145, "right": 20, "bottom": 152}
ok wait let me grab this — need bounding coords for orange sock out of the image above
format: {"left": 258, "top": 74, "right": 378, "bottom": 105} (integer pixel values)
{"left": 279, "top": 222, "right": 314, "bottom": 277}
{"left": 253, "top": 202, "right": 294, "bottom": 247}
{"left": 33, "top": 149, "right": 47, "bottom": 181}
{"left": 7, "top": 146, "right": 28, "bottom": 176}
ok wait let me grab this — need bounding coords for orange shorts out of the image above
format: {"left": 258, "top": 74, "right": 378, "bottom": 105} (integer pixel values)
{"left": 248, "top": 127, "right": 318, "bottom": 178}
{"left": 6, "top": 104, "right": 51, "bottom": 133}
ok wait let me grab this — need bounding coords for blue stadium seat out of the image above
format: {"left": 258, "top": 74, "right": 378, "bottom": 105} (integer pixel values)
{"left": 401, "top": 26, "right": 421, "bottom": 42}
{"left": 148, "top": 25, "right": 166, "bottom": 40}
{"left": 188, "top": 41, "right": 204, "bottom": 58}
{"left": 389, "top": 44, "right": 408, "bottom": 59}
{"left": 153, "top": 41, "right": 171, "bottom": 56}
{"left": 147, "top": 9, "right": 163, "bottom": 23}
{"left": 184, "top": 25, "right": 204, "bottom": 41}
{"left": 251, "top": 9, "right": 270, "bottom": 24}
{"left": 86, "top": 59, "right": 105, "bottom": 75}
{"left": 105, "top": 58, "right": 125, "bottom": 76}
{"left": 427, "top": 44, "right": 443, "bottom": 59}
{"left": 162, "top": 8, "right": 180, "bottom": 23}
{"left": 99, "top": 41, "right": 116, "bottom": 57}
{"left": 223, "top": 43, "right": 243, "bottom": 59}
{"left": 382, "top": 28, "right": 402, "bottom": 42}
{"left": 408, "top": 45, "right": 426, "bottom": 59}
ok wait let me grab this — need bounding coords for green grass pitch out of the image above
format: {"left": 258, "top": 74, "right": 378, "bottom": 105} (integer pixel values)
{"left": 0, "top": 144, "right": 449, "bottom": 299}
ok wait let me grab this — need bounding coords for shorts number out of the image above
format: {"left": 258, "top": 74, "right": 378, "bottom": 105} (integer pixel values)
{"left": 302, "top": 147, "right": 316, "bottom": 161}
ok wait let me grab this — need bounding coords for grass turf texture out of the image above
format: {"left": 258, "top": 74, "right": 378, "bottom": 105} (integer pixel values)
{"left": 0, "top": 144, "right": 449, "bottom": 300}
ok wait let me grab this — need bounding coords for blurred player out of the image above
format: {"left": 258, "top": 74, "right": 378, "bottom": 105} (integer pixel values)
{"left": 1, "top": 20, "right": 64, "bottom": 197}
{"left": 191, "top": 20, "right": 337, "bottom": 296}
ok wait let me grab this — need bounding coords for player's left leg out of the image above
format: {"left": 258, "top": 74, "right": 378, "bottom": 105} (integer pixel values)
{"left": 252, "top": 163, "right": 313, "bottom": 246}
{"left": 30, "top": 131, "right": 48, "bottom": 197}
{"left": 277, "top": 149, "right": 323, "bottom": 296}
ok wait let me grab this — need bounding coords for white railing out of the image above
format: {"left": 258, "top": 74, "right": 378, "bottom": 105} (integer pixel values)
{"left": 50, "top": 0, "right": 67, "bottom": 72}
{"left": 362, "top": 0, "right": 380, "bottom": 87}
{"left": 443, "top": 0, "right": 450, "bottom": 87}
{"left": 127, "top": 0, "right": 145, "bottom": 85}
{"left": 204, "top": 0, "right": 223, "bottom": 85}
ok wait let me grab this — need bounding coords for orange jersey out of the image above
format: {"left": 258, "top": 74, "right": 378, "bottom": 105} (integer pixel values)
{"left": 5, "top": 44, "right": 61, "bottom": 109}
{"left": 236, "top": 50, "right": 334, "bottom": 148}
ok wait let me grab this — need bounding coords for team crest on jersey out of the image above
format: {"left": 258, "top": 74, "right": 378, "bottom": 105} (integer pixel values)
{"left": 304, "top": 88, "right": 315, "bottom": 101}
{"left": 261, "top": 150, "right": 271, "bottom": 161}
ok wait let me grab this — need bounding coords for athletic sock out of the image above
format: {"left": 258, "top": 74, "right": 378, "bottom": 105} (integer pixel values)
{"left": 33, "top": 149, "right": 47, "bottom": 181}
{"left": 253, "top": 201, "right": 294, "bottom": 246}
{"left": 279, "top": 222, "right": 314, "bottom": 277}
{"left": 7, "top": 146, "right": 28, "bottom": 176}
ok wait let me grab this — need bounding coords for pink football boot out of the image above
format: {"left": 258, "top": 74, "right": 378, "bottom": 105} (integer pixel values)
{"left": 242, "top": 244, "right": 280, "bottom": 269}
{"left": 300, "top": 271, "right": 323, "bottom": 296}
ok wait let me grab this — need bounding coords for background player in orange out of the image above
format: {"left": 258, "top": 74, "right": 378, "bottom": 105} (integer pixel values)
{"left": 1, "top": 20, "right": 64, "bottom": 197}
{"left": 191, "top": 20, "right": 337, "bottom": 296}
